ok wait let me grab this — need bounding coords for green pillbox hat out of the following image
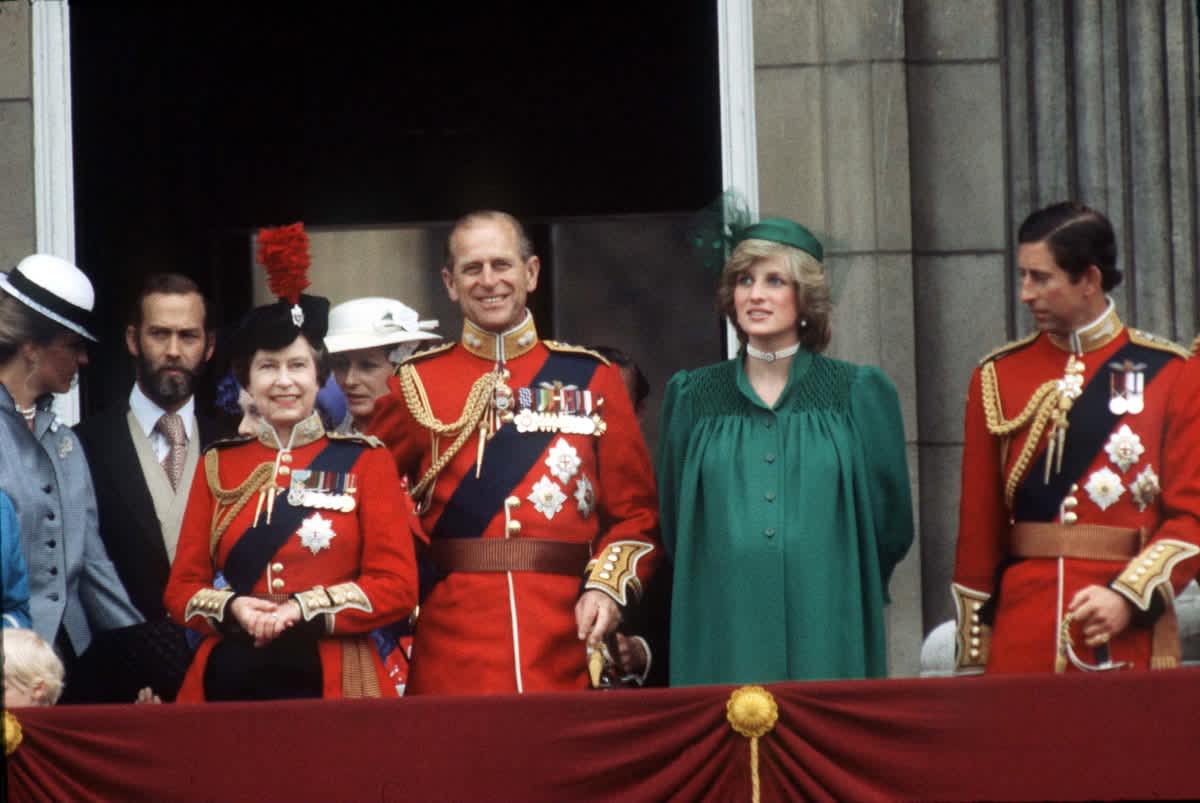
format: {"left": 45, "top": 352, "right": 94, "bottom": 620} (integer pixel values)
{"left": 736, "top": 217, "right": 824, "bottom": 262}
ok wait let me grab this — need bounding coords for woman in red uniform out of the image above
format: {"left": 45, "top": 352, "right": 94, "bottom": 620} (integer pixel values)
{"left": 164, "top": 224, "right": 418, "bottom": 701}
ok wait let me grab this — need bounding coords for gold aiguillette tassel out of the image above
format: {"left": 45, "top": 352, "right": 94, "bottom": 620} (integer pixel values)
{"left": 253, "top": 487, "right": 266, "bottom": 528}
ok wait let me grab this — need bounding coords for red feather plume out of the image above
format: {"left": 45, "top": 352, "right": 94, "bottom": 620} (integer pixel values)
{"left": 255, "top": 222, "right": 311, "bottom": 305}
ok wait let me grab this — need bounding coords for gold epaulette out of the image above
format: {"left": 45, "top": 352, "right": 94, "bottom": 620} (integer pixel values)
{"left": 1128, "top": 328, "right": 1191, "bottom": 360}
{"left": 203, "top": 435, "right": 253, "bottom": 453}
{"left": 544, "top": 340, "right": 611, "bottom": 366}
{"left": 327, "top": 431, "right": 384, "bottom": 449}
{"left": 584, "top": 541, "right": 655, "bottom": 606}
{"left": 977, "top": 331, "right": 1039, "bottom": 366}
{"left": 399, "top": 341, "right": 455, "bottom": 365}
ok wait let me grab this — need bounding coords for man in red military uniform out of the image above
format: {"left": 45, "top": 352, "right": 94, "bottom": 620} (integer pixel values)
{"left": 370, "top": 210, "right": 660, "bottom": 694}
{"left": 952, "top": 201, "right": 1200, "bottom": 674}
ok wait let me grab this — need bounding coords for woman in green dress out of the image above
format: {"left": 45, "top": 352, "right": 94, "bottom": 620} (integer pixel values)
{"left": 657, "top": 218, "right": 913, "bottom": 685}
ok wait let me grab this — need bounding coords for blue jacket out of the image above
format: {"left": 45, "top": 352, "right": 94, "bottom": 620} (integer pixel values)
{"left": 1, "top": 490, "right": 31, "bottom": 629}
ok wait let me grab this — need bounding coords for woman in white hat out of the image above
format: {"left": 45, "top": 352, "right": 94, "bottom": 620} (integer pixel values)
{"left": 0, "top": 255, "right": 142, "bottom": 698}
{"left": 324, "top": 297, "right": 439, "bottom": 434}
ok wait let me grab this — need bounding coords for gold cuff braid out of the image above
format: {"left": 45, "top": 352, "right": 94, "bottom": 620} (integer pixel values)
{"left": 585, "top": 541, "right": 654, "bottom": 606}
{"left": 951, "top": 583, "right": 991, "bottom": 673}
{"left": 184, "top": 587, "right": 236, "bottom": 625}
{"left": 1111, "top": 539, "right": 1200, "bottom": 611}
{"left": 293, "top": 582, "right": 373, "bottom": 626}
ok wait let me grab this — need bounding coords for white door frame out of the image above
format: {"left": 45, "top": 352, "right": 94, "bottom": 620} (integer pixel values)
{"left": 31, "top": 0, "right": 81, "bottom": 423}
{"left": 717, "top": 0, "right": 758, "bottom": 358}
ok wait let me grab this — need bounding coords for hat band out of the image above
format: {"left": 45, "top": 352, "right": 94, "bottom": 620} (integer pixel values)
{"left": 5, "top": 266, "right": 96, "bottom": 340}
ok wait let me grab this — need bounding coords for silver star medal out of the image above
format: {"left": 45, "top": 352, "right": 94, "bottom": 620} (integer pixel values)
{"left": 297, "top": 512, "right": 336, "bottom": 555}
{"left": 574, "top": 474, "right": 595, "bottom": 519}
{"left": 1084, "top": 467, "right": 1125, "bottom": 511}
{"left": 528, "top": 476, "right": 567, "bottom": 520}
{"left": 545, "top": 438, "right": 581, "bottom": 484}
{"left": 1103, "top": 425, "right": 1144, "bottom": 473}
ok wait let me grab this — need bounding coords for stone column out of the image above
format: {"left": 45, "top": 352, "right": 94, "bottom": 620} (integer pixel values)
{"left": 754, "top": 0, "right": 923, "bottom": 675}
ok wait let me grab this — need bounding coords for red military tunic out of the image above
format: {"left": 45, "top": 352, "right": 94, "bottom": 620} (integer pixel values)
{"left": 953, "top": 305, "right": 1200, "bottom": 673}
{"left": 369, "top": 313, "right": 660, "bottom": 694}
{"left": 165, "top": 414, "right": 418, "bottom": 700}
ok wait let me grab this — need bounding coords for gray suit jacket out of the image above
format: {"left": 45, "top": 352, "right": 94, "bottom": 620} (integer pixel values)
{"left": 0, "top": 385, "right": 142, "bottom": 654}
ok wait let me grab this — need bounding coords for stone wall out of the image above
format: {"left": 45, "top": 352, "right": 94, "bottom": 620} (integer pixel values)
{"left": 0, "top": 1, "right": 34, "bottom": 267}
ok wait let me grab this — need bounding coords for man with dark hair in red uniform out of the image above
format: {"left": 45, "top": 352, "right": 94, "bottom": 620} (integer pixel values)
{"left": 370, "top": 211, "right": 660, "bottom": 694}
{"left": 952, "top": 201, "right": 1200, "bottom": 674}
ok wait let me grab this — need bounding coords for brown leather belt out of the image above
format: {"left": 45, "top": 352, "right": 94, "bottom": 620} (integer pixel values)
{"left": 430, "top": 538, "right": 591, "bottom": 576}
{"left": 1010, "top": 523, "right": 1142, "bottom": 562}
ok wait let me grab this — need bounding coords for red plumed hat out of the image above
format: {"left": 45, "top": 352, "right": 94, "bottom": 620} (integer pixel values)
{"left": 235, "top": 223, "right": 329, "bottom": 360}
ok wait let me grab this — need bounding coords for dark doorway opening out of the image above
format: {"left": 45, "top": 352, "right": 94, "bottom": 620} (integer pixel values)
{"left": 70, "top": 3, "right": 722, "bottom": 414}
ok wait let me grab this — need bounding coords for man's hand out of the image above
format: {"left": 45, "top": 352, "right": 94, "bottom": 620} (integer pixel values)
{"left": 575, "top": 590, "right": 621, "bottom": 646}
{"left": 614, "top": 633, "right": 648, "bottom": 677}
{"left": 1067, "top": 585, "right": 1133, "bottom": 647}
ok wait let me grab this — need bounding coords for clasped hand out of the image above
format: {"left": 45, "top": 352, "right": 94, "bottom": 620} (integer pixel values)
{"left": 229, "top": 596, "right": 303, "bottom": 647}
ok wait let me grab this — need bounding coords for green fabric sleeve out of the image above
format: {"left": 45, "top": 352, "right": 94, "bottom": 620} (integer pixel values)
{"left": 850, "top": 365, "right": 914, "bottom": 601}
{"left": 655, "top": 369, "right": 693, "bottom": 560}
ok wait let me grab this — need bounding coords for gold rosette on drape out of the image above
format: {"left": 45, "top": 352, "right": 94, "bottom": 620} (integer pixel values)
{"left": 727, "top": 685, "right": 779, "bottom": 803}
{"left": 4, "top": 710, "right": 22, "bottom": 756}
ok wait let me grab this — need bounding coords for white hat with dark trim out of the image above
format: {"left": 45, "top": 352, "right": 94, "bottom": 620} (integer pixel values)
{"left": 324, "top": 297, "right": 439, "bottom": 363}
{"left": 0, "top": 254, "right": 98, "bottom": 341}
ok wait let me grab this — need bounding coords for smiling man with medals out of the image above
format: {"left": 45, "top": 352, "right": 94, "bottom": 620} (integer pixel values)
{"left": 369, "top": 210, "right": 660, "bottom": 694}
{"left": 952, "top": 202, "right": 1200, "bottom": 674}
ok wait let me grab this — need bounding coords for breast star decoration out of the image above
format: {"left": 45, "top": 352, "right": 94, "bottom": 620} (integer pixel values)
{"left": 297, "top": 512, "right": 336, "bottom": 554}
{"left": 58, "top": 437, "right": 73, "bottom": 459}
{"left": 545, "top": 438, "right": 582, "bottom": 484}
{"left": 574, "top": 474, "right": 595, "bottom": 519}
{"left": 528, "top": 476, "right": 567, "bottom": 520}
{"left": 1130, "top": 465, "right": 1161, "bottom": 512}
{"left": 1103, "top": 425, "right": 1144, "bottom": 473}
{"left": 1084, "top": 466, "right": 1125, "bottom": 511}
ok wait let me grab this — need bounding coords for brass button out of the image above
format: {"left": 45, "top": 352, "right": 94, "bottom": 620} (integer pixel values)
{"left": 271, "top": 578, "right": 284, "bottom": 590}
{"left": 278, "top": 466, "right": 291, "bottom": 476}
{"left": 281, "top": 453, "right": 293, "bottom": 463}
{"left": 272, "top": 562, "right": 284, "bottom": 573}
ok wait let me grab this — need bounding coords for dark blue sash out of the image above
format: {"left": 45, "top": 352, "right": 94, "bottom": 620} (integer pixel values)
{"left": 223, "top": 440, "right": 364, "bottom": 593}
{"left": 430, "top": 351, "right": 600, "bottom": 540}
{"left": 1012, "top": 342, "right": 1173, "bottom": 522}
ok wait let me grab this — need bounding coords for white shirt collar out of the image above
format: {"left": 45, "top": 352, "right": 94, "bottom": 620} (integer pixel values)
{"left": 129, "top": 383, "right": 195, "bottom": 439}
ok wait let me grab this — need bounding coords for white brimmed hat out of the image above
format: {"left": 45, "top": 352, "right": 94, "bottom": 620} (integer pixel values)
{"left": 324, "top": 297, "right": 439, "bottom": 362}
{"left": 0, "top": 254, "right": 98, "bottom": 341}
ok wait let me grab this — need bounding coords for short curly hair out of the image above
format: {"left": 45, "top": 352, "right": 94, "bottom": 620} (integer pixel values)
{"left": 3, "top": 628, "right": 64, "bottom": 705}
{"left": 716, "top": 238, "right": 832, "bottom": 352}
